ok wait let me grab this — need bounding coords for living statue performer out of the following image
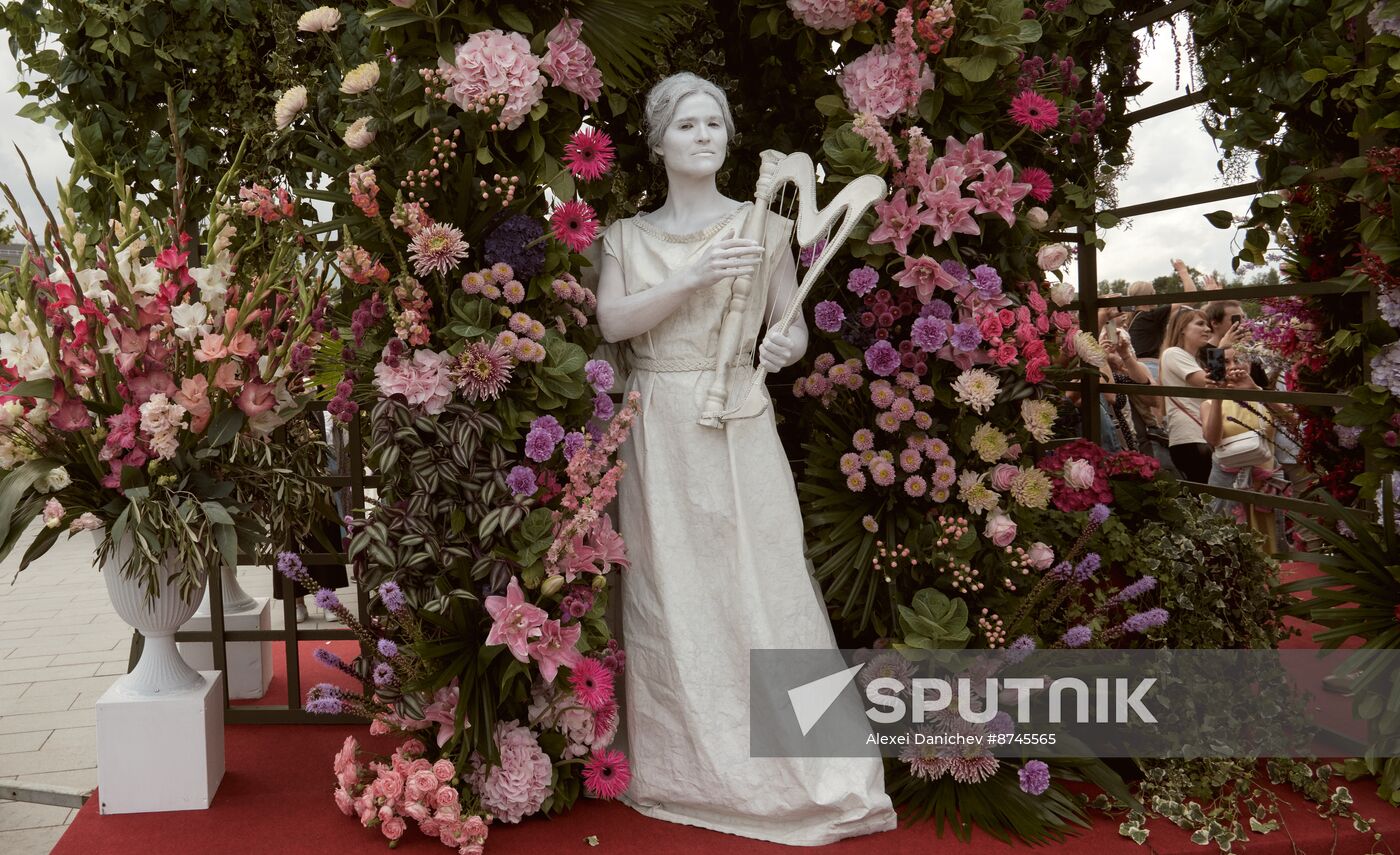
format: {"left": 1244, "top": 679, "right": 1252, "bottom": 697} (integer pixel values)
{"left": 594, "top": 71, "right": 896, "bottom": 845}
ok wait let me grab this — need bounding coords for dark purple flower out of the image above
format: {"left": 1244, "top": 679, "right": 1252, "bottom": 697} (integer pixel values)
{"left": 313, "top": 648, "right": 344, "bottom": 668}
{"left": 1061, "top": 625, "right": 1092, "bottom": 648}
{"left": 814, "top": 300, "right": 846, "bottom": 333}
{"left": 911, "top": 316, "right": 948, "bottom": 352}
{"left": 1048, "top": 560, "right": 1073, "bottom": 580}
{"left": 951, "top": 322, "right": 983, "bottom": 352}
{"left": 305, "top": 697, "right": 344, "bottom": 714}
{"left": 1007, "top": 635, "right": 1037, "bottom": 664}
{"left": 506, "top": 465, "right": 538, "bottom": 496}
{"left": 940, "top": 260, "right": 970, "bottom": 283}
{"left": 1089, "top": 503, "right": 1111, "bottom": 524}
{"left": 1120, "top": 608, "right": 1169, "bottom": 634}
{"left": 379, "top": 581, "right": 406, "bottom": 613}
{"left": 377, "top": 639, "right": 398, "bottom": 658}
{"left": 848, "top": 266, "right": 879, "bottom": 296}
{"left": 1018, "top": 760, "right": 1051, "bottom": 795}
{"left": 864, "top": 340, "right": 901, "bottom": 376}
{"left": 524, "top": 428, "right": 558, "bottom": 462}
{"left": 584, "top": 359, "right": 614, "bottom": 393}
{"left": 483, "top": 214, "right": 546, "bottom": 280}
{"left": 799, "top": 238, "right": 827, "bottom": 267}
{"left": 276, "top": 551, "right": 305, "bottom": 580}
{"left": 971, "top": 264, "right": 1002, "bottom": 298}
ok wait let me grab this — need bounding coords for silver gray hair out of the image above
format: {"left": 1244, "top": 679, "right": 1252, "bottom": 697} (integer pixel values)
{"left": 643, "top": 72, "right": 736, "bottom": 164}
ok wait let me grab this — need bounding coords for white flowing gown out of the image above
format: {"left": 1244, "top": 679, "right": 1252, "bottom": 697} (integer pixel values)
{"left": 600, "top": 205, "right": 897, "bottom": 846}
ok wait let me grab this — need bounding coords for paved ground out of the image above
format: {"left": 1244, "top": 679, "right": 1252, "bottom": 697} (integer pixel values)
{"left": 0, "top": 519, "right": 354, "bottom": 854}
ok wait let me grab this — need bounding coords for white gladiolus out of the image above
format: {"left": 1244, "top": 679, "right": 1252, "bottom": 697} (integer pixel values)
{"left": 274, "top": 86, "right": 308, "bottom": 130}
{"left": 297, "top": 7, "right": 341, "bottom": 32}
{"left": 343, "top": 117, "right": 375, "bottom": 150}
{"left": 75, "top": 268, "right": 114, "bottom": 307}
{"left": 340, "top": 62, "right": 381, "bottom": 95}
{"left": 171, "top": 301, "right": 211, "bottom": 342}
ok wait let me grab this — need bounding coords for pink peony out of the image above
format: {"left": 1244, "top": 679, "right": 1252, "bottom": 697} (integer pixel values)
{"left": 541, "top": 18, "right": 602, "bottom": 103}
{"left": 439, "top": 30, "right": 545, "bottom": 131}
{"left": 475, "top": 720, "right": 551, "bottom": 824}
{"left": 372, "top": 348, "right": 455, "bottom": 415}
{"left": 787, "top": 0, "right": 862, "bottom": 30}
{"left": 839, "top": 44, "right": 934, "bottom": 122}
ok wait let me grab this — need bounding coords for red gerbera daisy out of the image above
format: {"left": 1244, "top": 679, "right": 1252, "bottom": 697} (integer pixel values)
{"left": 1018, "top": 166, "right": 1054, "bottom": 202}
{"left": 581, "top": 747, "right": 631, "bottom": 799}
{"left": 550, "top": 200, "right": 599, "bottom": 253}
{"left": 563, "top": 128, "right": 616, "bottom": 182}
{"left": 1008, "top": 91, "right": 1060, "bottom": 133}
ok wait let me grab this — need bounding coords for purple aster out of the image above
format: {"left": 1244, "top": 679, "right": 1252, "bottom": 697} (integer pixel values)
{"left": 506, "top": 464, "right": 538, "bottom": 496}
{"left": 377, "top": 638, "right": 398, "bottom": 658}
{"left": 911, "top": 316, "right": 948, "bottom": 352}
{"left": 593, "top": 392, "right": 615, "bottom": 421}
{"left": 1089, "top": 503, "right": 1111, "bottom": 524}
{"left": 562, "top": 430, "right": 587, "bottom": 461}
{"left": 373, "top": 662, "right": 395, "bottom": 687}
{"left": 378, "top": 581, "right": 406, "bottom": 613}
{"left": 971, "top": 264, "right": 1002, "bottom": 298}
{"left": 864, "top": 340, "right": 901, "bottom": 376}
{"left": 305, "top": 697, "right": 344, "bottom": 714}
{"left": 1018, "top": 760, "right": 1051, "bottom": 795}
{"left": 940, "top": 260, "right": 970, "bottom": 283}
{"left": 951, "top": 322, "right": 983, "bottom": 352}
{"left": 923, "top": 299, "right": 953, "bottom": 321}
{"left": 1072, "top": 552, "right": 1101, "bottom": 582}
{"left": 1108, "top": 575, "right": 1157, "bottom": 606}
{"left": 814, "top": 300, "right": 846, "bottom": 333}
{"left": 847, "top": 266, "right": 879, "bottom": 296}
{"left": 1061, "top": 625, "right": 1092, "bottom": 648}
{"left": 584, "top": 359, "right": 615, "bottom": 393}
{"left": 1120, "top": 608, "right": 1169, "bottom": 634}
{"left": 314, "top": 588, "right": 342, "bottom": 612}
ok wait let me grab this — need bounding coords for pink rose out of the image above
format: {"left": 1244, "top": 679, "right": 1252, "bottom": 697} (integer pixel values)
{"left": 465, "top": 846, "right": 485, "bottom": 855}
{"left": 983, "top": 510, "right": 1017, "bottom": 548}
{"left": 377, "top": 769, "right": 404, "bottom": 800}
{"left": 1036, "top": 243, "right": 1070, "bottom": 271}
{"left": 989, "top": 463, "right": 1018, "bottom": 492}
{"left": 381, "top": 815, "right": 406, "bottom": 841}
{"left": 463, "top": 815, "right": 487, "bottom": 836}
{"left": 1026, "top": 541, "right": 1055, "bottom": 570}
{"left": 403, "top": 802, "right": 431, "bottom": 822}
{"left": 333, "top": 787, "right": 354, "bottom": 816}
{"left": 175, "top": 375, "right": 212, "bottom": 434}
{"left": 434, "top": 785, "right": 459, "bottom": 809}
{"left": 419, "top": 818, "right": 441, "bottom": 837}
{"left": 1005, "top": 443, "right": 1022, "bottom": 461}
{"left": 1062, "top": 458, "right": 1096, "bottom": 490}
{"left": 369, "top": 719, "right": 390, "bottom": 736}
{"left": 433, "top": 758, "right": 455, "bottom": 782}
{"left": 409, "top": 769, "right": 438, "bottom": 799}
{"left": 226, "top": 331, "right": 258, "bottom": 360}
{"left": 978, "top": 313, "right": 1004, "bottom": 340}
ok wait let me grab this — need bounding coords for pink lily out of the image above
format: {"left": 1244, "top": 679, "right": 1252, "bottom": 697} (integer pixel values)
{"left": 484, "top": 576, "right": 548, "bottom": 663}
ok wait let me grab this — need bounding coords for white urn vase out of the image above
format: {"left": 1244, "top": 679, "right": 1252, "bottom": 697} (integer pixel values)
{"left": 193, "top": 563, "right": 258, "bottom": 617}
{"left": 95, "top": 532, "right": 208, "bottom": 697}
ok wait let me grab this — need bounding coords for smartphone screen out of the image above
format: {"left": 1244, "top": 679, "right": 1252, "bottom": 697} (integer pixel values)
{"left": 1204, "top": 346, "right": 1226, "bottom": 382}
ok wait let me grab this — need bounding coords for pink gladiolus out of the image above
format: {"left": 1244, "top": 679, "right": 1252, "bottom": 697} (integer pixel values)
{"left": 484, "top": 576, "right": 548, "bottom": 663}
{"left": 226, "top": 331, "right": 258, "bottom": 360}
{"left": 195, "top": 333, "right": 229, "bottom": 363}
{"left": 236, "top": 381, "right": 276, "bottom": 418}
{"left": 176, "top": 375, "right": 212, "bottom": 433}
{"left": 213, "top": 362, "right": 241, "bottom": 392}
{"left": 51, "top": 396, "right": 92, "bottom": 432}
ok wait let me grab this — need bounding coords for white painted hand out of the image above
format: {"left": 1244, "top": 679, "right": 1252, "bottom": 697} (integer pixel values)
{"left": 758, "top": 328, "right": 795, "bottom": 372}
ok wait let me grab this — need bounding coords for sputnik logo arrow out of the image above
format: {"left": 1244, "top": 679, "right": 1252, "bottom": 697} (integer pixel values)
{"left": 787, "top": 662, "right": 865, "bottom": 736}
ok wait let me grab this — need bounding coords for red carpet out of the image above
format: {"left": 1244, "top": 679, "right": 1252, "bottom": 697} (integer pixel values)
{"left": 54, "top": 570, "right": 1396, "bottom": 854}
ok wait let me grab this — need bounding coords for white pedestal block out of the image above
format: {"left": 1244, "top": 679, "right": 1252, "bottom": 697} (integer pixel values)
{"left": 179, "top": 597, "right": 273, "bottom": 700}
{"left": 95, "top": 671, "right": 225, "bottom": 814}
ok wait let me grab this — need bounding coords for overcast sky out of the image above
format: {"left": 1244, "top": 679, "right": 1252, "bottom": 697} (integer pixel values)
{"left": 3, "top": 19, "right": 1251, "bottom": 286}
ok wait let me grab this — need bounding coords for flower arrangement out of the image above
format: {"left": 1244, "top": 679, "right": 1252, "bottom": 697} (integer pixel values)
{"left": 0, "top": 146, "right": 332, "bottom": 598}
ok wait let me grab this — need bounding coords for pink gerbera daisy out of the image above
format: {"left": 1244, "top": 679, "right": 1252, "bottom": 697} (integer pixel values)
{"left": 1008, "top": 91, "right": 1060, "bottom": 133}
{"left": 568, "top": 656, "right": 614, "bottom": 711}
{"left": 453, "top": 341, "right": 514, "bottom": 401}
{"left": 1019, "top": 166, "right": 1054, "bottom": 202}
{"left": 581, "top": 748, "right": 631, "bottom": 799}
{"left": 550, "top": 200, "right": 599, "bottom": 253}
{"left": 408, "top": 222, "right": 470, "bottom": 278}
{"left": 563, "top": 128, "right": 616, "bottom": 182}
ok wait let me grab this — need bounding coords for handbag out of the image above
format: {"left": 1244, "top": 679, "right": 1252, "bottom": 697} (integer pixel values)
{"left": 1213, "top": 426, "right": 1272, "bottom": 469}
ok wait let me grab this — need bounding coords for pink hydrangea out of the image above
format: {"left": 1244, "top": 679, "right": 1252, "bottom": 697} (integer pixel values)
{"left": 372, "top": 348, "right": 455, "bottom": 415}
{"left": 839, "top": 44, "right": 934, "bottom": 122}
{"left": 439, "top": 30, "right": 544, "bottom": 130}
{"left": 542, "top": 19, "right": 602, "bottom": 104}
{"left": 787, "top": 0, "right": 861, "bottom": 30}
{"left": 474, "top": 720, "right": 551, "bottom": 824}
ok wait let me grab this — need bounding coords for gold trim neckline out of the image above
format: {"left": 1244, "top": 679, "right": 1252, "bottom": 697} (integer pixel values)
{"left": 632, "top": 203, "right": 751, "bottom": 243}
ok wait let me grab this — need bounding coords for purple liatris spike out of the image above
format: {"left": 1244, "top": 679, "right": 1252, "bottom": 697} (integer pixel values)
{"left": 1048, "top": 560, "right": 1073, "bottom": 580}
{"left": 1089, "top": 503, "right": 1111, "bottom": 525}
{"left": 306, "top": 697, "right": 344, "bottom": 714}
{"left": 1072, "top": 553, "right": 1101, "bottom": 582}
{"left": 313, "top": 588, "right": 341, "bottom": 612}
{"left": 1061, "top": 625, "right": 1092, "bottom": 648}
{"left": 379, "top": 581, "right": 406, "bottom": 613}
{"left": 1108, "top": 575, "right": 1157, "bottom": 605}
{"left": 276, "top": 551, "right": 305, "bottom": 580}
{"left": 1120, "top": 608, "right": 1169, "bottom": 634}
{"left": 377, "top": 639, "right": 398, "bottom": 658}
{"left": 313, "top": 648, "right": 343, "bottom": 669}
{"left": 373, "top": 662, "right": 395, "bottom": 687}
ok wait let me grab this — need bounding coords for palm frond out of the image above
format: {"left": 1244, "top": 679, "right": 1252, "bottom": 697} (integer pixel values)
{"left": 573, "top": 0, "right": 705, "bottom": 90}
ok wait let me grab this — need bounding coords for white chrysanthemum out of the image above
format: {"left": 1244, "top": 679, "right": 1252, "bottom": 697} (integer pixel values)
{"left": 340, "top": 62, "right": 381, "bottom": 95}
{"left": 1010, "top": 467, "right": 1053, "bottom": 509}
{"left": 1020, "top": 398, "right": 1057, "bottom": 443}
{"left": 41, "top": 466, "right": 71, "bottom": 492}
{"left": 1073, "top": 330, "right": 1107, "bottom": 367}
{"left": 970, "top": 423, "right": 1009, "bottom": 463}
{"left": 274, "top": 86, "right": 308, "bottom": 130}
{"left": 297, "top": 6, "right": 341, "bottom": 32}
{"left": 951, "top": 368, "right": 1000, "bottom": 415}
{"left": 343, "top": 116, "right": 375, "bottom": 150}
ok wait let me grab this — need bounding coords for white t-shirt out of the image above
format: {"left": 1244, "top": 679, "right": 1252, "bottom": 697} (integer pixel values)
{"left": 1160, "top": 346, "right": 1205, "bottom": 446}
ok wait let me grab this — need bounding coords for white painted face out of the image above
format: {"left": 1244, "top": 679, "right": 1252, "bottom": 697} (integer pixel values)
{"left": 656, "top": 92, "right": 728, "bottom": 178}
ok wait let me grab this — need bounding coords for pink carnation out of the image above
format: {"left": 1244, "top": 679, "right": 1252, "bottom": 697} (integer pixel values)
{"left": 373, "top": 348, "right": 455, "bottom": 415}
{"left": 839, "top": 44, "right": 934, "bottom": 122}
{"left": 542, "top": 19, "right": 602, "bottom": 104}
{"left": 439, "top": 30, "right": 544, "bottom": 130}
{"left": 787, "top": 0, "right": 862, "bottom": 30}
{"left": 474, "top": 720, "right": 552, "bottom": 824}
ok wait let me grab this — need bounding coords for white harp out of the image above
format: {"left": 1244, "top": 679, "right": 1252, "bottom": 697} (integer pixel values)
{"left": 698, "top": 150, "right": 887, "bottom": 428}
